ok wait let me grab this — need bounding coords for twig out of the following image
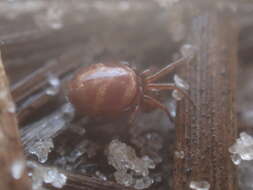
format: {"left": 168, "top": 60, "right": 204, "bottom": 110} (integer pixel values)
{"left": 0, "top": 51, "right": 31, "bottom": 190}
{"left": 12, "top": 45, "right": 90, "bottom": 124}
{"left": 11, "top": 45, "right": 85, "bottom": 103}
{"left": 56, "top": 172, "right": 134, "bottom": 190}
{"left": 173, "top": 7, "right": 238, "bottom": 190}
{"left": 17, "top": 90, "right": 58, "bottom": 124}
{"left": 27, "top": 161, "right": 134, "bottom": 190}
{"left": 21, "top": 103, "right": 73, "bottom": 154}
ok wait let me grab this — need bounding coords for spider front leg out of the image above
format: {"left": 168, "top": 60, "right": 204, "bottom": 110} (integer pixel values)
{"left": 147, "top": 83, "right": 195, "bottom": 107}
{"left": 145, "top": 56, "right": 188, "bottom": 83}
{"left": 140, "top": 69, "right": 153, "bottom": 78}
{"left": 143, "top": 95, "right": 174, "bottom": 121}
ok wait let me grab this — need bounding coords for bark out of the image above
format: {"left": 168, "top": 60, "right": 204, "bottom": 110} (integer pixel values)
{"left": 0, "top": 51, "right": 31, "bottom": 189}
{"left": 173, "top": 7, "right": 238, "bottom": 190}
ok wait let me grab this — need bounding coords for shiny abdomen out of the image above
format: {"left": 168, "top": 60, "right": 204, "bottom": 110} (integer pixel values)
{"left": 68, "top": 63, "right": 138, "bottom": 117}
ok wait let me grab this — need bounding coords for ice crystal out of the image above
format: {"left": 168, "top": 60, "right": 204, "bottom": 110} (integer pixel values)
{"left": 46, "top": 74, "right": 60, "bottom": 96}
{"left": 66, "top": 140, "right": 89, "bottom": 163}
{"left": 43, "top": 168, "right": 67, "bottom": 188}
{"left": 174, "top": 74, "right": 189, "bottom": 90}
{"left": 180, "top": 44, "right": 196, "bottom": 59}
{"left": 229, "top": 132, "right": 253, "bottom": 162}
{"left": 34, "top": 2, "right": 65, "bottom": 30}
{"left": 95, "top": 171, "right": 107, "bottom": 181}
{"left": 172, "top": 74, "right": 189, "bottom": 101}
{"left": 27, "top": 161, "right": 67, "bottom": 190}
{"left": 172, "top": 89, "right": 184, "bottom": 101}
{"left": 131, "top": 131, "right": 164, "bottom": 164}
{"left": 175, "top": 151, "right": 185, "bottom": 159}
{"left": 134, "top": 176, "right": 154, "bottom": 190}
{"left": 231, "top": 154, "right": 242, "bottom": 165}
{"left": 29, "top": 138, "right": 54, "bottom": 163}
{"left": 114, "top": 171, "right": 133, "bottom": 187}
{"left": 11, "top": 159, "right": 25, "bottom": 180}
{"left": 190, "top": 180, "right": 210, "bottom": 190}
{"left": 22, "top": 103, "right": 75, "bottom": 155}
{"left": 107, "top": 139, "right": 155, "bottom": 189}
{"left": 168, "top": 100, "right": 177, "bottom": 118}
{"left": 7, "top": 101, "right": 16, "bottom": 113}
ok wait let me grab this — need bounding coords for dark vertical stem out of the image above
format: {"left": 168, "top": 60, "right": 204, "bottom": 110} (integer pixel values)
{"left": 173, "top": 8, "right": 238, "bottom": 190}
{"left": 0, "top": 52, "right": 31, "bottom": 190}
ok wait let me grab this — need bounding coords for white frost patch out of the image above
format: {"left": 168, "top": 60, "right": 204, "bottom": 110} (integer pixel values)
{"left": 44, "top": 168, "right": 67, "bottom": 188}
{"left": 190, "top": 180, "right": 210, "bottom": 190}
{"left": 46, "top": 73, "right": 60, "bottom": 96}
{"left": 174, "top": 150, "right": 185, "bottom": 159}
{"left": 6, "top": 101, "right": 16, "bottom": 113}
{"left": 180, "top": 44, "right": 196, "bottom": 59}
{"left": 172, "top": 74, "right": 189, "bottom": 101}
{"left": 174, "top": 74, "right": 189, "bottom": 90}
{"left": 95, "top": 171, "right": 107, "bottom": 181}
{"left": 229, "top": 132, "right": 253, "bottom": 164}
{"left": 106, "top": 139, "right": 155, "bottom": 189}
{"left": 27, "top": 161, "right": 67, "bottom": 189}
{"left": 11, "top": 159, "right": 25, "bottom": 180}
{"left": 29, "top": 138, "right": 54, "bottom": 163}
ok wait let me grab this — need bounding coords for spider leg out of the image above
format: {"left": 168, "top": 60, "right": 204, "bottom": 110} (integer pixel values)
{"left": 128, "top": 104, "right": 141, "bottom": 124}
{"left": 147, "top": 83, "right": 195, "bottom": 108}
{"left": 145, "top": 57, "right": 188, "bottom": 83}
{"left": 143, "top": 95, "right": 174, "bottom": 121}
{"left": 140, "top": 69, "right": 153, "bottom": 77}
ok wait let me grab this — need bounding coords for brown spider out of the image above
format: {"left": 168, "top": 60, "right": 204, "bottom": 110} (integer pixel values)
{"left": 68, "top": 56, "right": 192, "bottom": 122}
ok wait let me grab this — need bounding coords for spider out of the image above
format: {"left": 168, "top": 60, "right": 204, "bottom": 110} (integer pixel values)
{"left": 68, "top": 56, "right": 193, "bottom": 123}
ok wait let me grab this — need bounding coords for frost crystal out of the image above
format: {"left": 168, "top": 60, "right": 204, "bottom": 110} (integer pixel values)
{"left": 46, "top": 74, "right": 60, "bottom": 96}
{"left": 231, "top": 154, "right": 242, "bottom": 165}
{"left": 107, "top": 139, "right": 155, "bottom": 189}
{"left": 45, "top": 5, "right": 64, "bottom": 30}
{"left": 114, "top": 171, "right": 133, "bottom": 187}
{"left": 172, "top": 89, "right": 184, "bottom": 101}
{"left": 61, "top": 103, "right": 75, "bottom": 119}
{"left": 172, "top": 74, "right": 189, "bottom": 101}
{"left": 44, "top": 168, "right": 67, "bottom": 188}
{"left": 27, "top": 161, "right": 67, "bottom": 190}
{"left": 34, "top": 3, "right": 65, "bottom": 30}
{"left": 23, "top": 103, "right": 75, "bottom": 158}
{"left": 175, "top": 151, "right": 185, "bottom": 159}
{"left": 11, "top": 159, "right": 25, "bottom": 180}
{"left": 174, "top": 74, "right": 189, "bottom": 90}
{"left": 131, "top": 131, "right": 164, "bottom": 165}
{"left": 229, "top": 132, "right": 253, "bottom": 163}
{"left": 190, "top": 181, "right": 210, "bottom": 190}
{"left": 48, "top": 73, "right": 60, "bottom": 87}
{"left": 66, "top": 140, "right": 89, "bottom": 163}
{"left": 134, "top": 176, "right": 154, "bottom": 190}
{"left": 180, "top": 44, "right": 196, "bottom": 59}
{"left": 168, "top": 100, "right": 177, "bottom": 118}
{"left": 29, "top": 138, "right": 54, "bottom": 163}
{"left": 7, "top": 102, "right": 16, "bottom": 113}
{"left": 95, "top": 171, "right": 107, "bottom": 181}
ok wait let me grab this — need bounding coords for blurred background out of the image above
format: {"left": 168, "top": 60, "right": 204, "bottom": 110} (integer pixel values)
{"left": 1, "top": 0, "right": 253, "bottom": 190}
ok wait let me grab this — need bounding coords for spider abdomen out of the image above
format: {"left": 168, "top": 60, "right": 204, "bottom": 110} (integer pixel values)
{"left": 68, "top": 63, "right": 138, "bottom": 117}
